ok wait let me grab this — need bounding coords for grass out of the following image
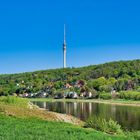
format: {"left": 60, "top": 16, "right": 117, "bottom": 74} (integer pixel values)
{"left": 0, "top": 96, "right": 58, "bottom": 121}
{"left": 0, "top": 115, "right": 133, "bottom": 140}
{"left": 85, "top": 117, "right": 123, "bottom": 135}
{"left": 29, "top": 98, "right": 140, "bottom": 107}
{"left": 0, "top": 96, "right": 28, "bottom": 108}
{"left": 0, "top": 96, "right": 139, "bottom": 140}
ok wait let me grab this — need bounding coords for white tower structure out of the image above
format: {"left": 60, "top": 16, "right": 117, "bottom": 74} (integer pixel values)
{"left": 63, "top": 24, "right": 67, "bottom": 68}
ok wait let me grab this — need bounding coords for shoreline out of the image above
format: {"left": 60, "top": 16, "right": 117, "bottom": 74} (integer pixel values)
{"left": 0, "top": 96, "right": 139, "bottom": 139}
{"left": 31, "top": 102, "right": 84, "bottom": 125}
{"left": 29, "top": 98, "right": 140, "bottom": 107}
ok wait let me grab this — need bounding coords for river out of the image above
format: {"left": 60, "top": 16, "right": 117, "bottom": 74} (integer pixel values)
{"left": 32, "top": 101, "right": 140, "bottom": 130}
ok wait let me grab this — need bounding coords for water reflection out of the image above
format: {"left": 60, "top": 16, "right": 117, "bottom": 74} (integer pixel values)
{"left": 33, "top": 101, "right": 140, "bottom": 130}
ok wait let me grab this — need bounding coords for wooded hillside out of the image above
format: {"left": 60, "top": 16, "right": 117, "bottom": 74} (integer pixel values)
{"left": 1, "top": 59, "right": 140, "bottom": 97}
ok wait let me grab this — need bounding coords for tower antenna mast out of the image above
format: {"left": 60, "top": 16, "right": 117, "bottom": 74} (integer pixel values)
{"left": 63, "top": 24, "right": 67, "bottom": 68}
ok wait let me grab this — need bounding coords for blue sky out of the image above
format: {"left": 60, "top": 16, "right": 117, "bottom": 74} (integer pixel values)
{"left": 0, "top": 0, "right": 140, "bottom": 74}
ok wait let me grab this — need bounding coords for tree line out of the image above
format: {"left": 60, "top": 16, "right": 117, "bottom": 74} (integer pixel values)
{"left": 0, "top": 59, "right": 140, "bottom": 99}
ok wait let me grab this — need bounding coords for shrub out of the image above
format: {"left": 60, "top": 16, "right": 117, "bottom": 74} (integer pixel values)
{"left": 85, "top": 116, "right": 123, "bottom": 135}
{"left": 131, "top": 131, "right": 140, "bottom": 140}
{"left": 99, "top": 93, "right": 111, "bottom": 100}
{"left": 119, "top": 91, "right": 140, "bottom": 100}
{"left": 136, "top": 94, "right": 140, "bottom": 100}
{"left": 126, "top": 131, "right": 140, "bottom": 140}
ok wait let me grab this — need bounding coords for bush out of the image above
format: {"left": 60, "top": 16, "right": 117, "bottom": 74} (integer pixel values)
{"left": 136, "top": 94, "right": 140, "bottom": 100}
{"left": 85, "top": 116, "right": 123, "bottom": 135}
{"left": 126, "top": 131, "right": 140, "bottom": 140}
{"left": 99, "top": 93, "right": 111, "bottom": 100}
{"left": 119, "top": 91, "right": 140, "bottom": 100}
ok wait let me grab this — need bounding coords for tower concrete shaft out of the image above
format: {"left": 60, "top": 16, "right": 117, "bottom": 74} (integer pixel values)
{"left": 63, "top": 24, "right": 67, "bottom": 68}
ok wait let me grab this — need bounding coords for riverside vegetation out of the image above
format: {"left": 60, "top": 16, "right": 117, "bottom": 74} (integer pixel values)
{"left": 1, "top": 60, "right": 140, "bottom": 101}
{"left": 0, "top": 96, "right": 140, "bottom": 140}
{"left": 0, "top": 60, "right": 140, "bottom": 139}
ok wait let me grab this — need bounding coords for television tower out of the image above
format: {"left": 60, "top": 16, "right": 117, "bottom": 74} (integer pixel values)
{"left": 63, "top": 24, "right": 67, "bottom": 68}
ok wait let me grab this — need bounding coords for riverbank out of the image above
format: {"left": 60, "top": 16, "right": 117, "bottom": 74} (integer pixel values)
{"left": 0, "top": 96, "right": 139, "bottom": 140}
{"left": 0, "top": 97, "right": 83, "bottom": 126}
{"left": 29, "top": 98, "right": 140, "bottom": 107}
{"left": 0, "top": 114, "right": 130, "bottom": 140}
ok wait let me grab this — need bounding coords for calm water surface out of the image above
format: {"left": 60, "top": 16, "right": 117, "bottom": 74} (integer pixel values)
{"left": 33, "top": 101, "right": 140, "bottom": 130}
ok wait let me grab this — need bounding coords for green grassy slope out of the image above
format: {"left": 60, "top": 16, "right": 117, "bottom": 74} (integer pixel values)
{"left": 0, "top": 115, "right": 129, "bottom": 140}
{"left": 0, "top": 96, "right": 138, "bottom": 140}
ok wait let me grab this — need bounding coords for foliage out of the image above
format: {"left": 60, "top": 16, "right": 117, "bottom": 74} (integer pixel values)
{"left": 1, "top": 60, "right": 140, "bottom": 99}
{"left": 100, "top": 93, "right": 112, "bottom": 100}
{"left": 89, "top": 77, "right": 107, "bottom": 91}
{"left": 0, "top": 96, "right": 28, "bottom": 108}
{"left": 119, "top": 91, "right": 140, "bottom": 100}
{"left": 85, "top": 116, "right": 123, "bottom": 135}
{"left": 0, "top": 96, "right": 139, "bottom": 140}
{"left": 0, "top": 114, "right": 134, "bottom": 140}
{"left": 127, "top": 131, "right": 140, "bottom": 140}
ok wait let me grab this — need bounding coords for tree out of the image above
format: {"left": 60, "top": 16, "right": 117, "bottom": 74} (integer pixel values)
{"left": 90, "top": 77, "right": 107, "bottom": 91}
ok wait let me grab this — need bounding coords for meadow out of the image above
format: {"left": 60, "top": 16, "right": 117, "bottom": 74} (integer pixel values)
{"left": 0, "top": 115, "right": 134, "bottom": 140}
{"left": 0, "top": 96, "right": 139, "bottom": 140}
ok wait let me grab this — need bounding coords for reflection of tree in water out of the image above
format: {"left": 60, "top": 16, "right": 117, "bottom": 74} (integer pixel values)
{"left": 34, "top": 101, "right": 140, "bottom": 130}
{"left": 115, "top": 106, "right": 140, "bottom": 130}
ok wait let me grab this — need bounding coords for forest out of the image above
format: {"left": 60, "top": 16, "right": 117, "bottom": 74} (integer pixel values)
{"left": 1, "top": 59, "right": 140, "bottom": 100}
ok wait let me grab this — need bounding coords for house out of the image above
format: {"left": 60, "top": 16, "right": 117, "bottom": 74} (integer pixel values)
{"left": 16, "top": 83, "right": 20, "bottom": 87}
{"left": 72, "top": 92, "right": 78, "bottom": 99}
{"left": 65, "top": 83, "right": 72, "bottom": 89}
{"left": 111, "top": 89, "right": 116, "bottom": 95}
{"left": 22, "top": 93, "right": 29, "bottom": 98}
{"left": 65, "top": 92, "right": 78, "bottom": 99}
{"left": 80, "top": 92, "right": 93, "bottom": 98}
{"left": 75, "top": 80, "right": 85, "bottom": 88}
{"left": 80, "top": 92, "right": 84, "bottom": 98}
{"left": 86, "top": 92, "right": 92, "bottom": 98}
{"left": 54, "top": 93, "right": 64, "bottom": 99}
{"left": 36, "top": 92, "right": 47, "bottom": 98}
{"left": 80, "top": 92, "right": 86, "bottom": 98}
{"left": 28, "top": 93, "right": 35, "bottom": 98}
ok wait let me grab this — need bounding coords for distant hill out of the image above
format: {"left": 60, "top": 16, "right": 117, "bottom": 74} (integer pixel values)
{"left": 1, "top": 59, "right": 140, "bottom": 96}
